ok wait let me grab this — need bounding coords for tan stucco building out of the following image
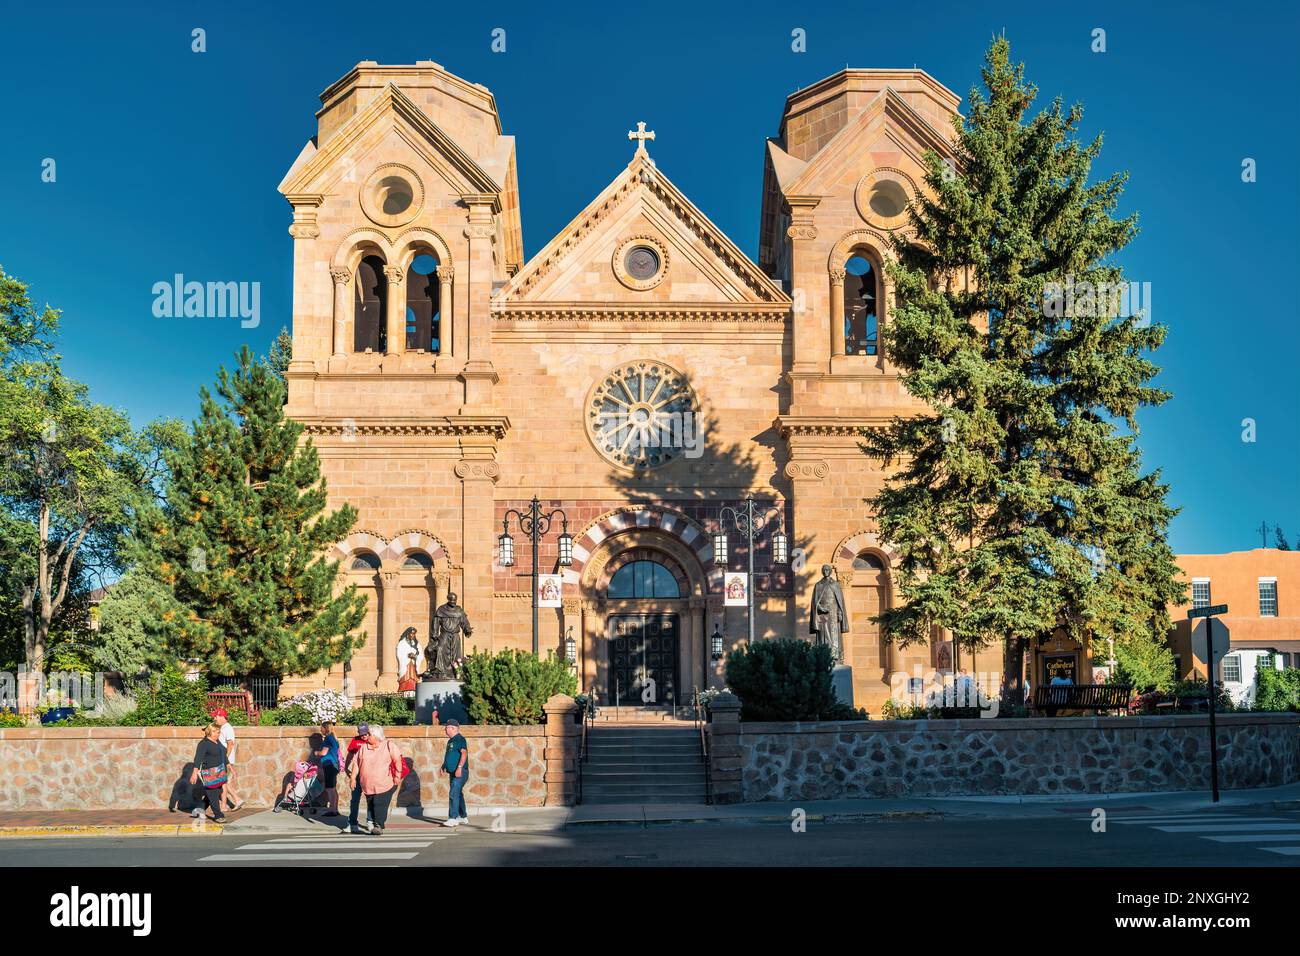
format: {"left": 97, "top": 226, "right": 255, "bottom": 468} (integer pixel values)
{"left": 276, "top": 60, "right": 992, "bottom": 712}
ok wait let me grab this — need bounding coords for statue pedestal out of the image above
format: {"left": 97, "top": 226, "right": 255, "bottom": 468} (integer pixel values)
{"left": 831, "top": 665, "right": 854, "bottom": 708}
{"left": 416, "top": 681, "right": 468, "bottom": 725}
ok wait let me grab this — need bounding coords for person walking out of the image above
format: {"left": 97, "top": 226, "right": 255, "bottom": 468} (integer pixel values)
{"left": 441, "top": 720, "right": 469, "bottom": 827}
{"left": 341, "top": 723, "right": 370, "bottom": 834}
{"left": 211, "top": 708, "right": 244, "bottom": 813}
{"left": 189, "top": 723, "right": 229, "bottom": 823}
{"left": 316, "top": 720, "right": 341, "bottom": 816}
{"left": 353, "top": 725, "right": 403, "bottom": 836}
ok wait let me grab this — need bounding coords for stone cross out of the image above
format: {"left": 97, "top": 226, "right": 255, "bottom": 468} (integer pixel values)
{"left": 628, "top": 121, "right": 655, "bottom": 153}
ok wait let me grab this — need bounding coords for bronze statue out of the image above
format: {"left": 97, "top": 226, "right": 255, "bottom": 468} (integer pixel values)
{"left": 422, "top": 592, "right": 474, "bottom": 680}
{"left": 809, "top": 564, "right": 849, "bottom": 664}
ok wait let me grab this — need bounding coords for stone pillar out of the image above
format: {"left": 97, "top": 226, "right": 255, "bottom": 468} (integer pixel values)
{"left": 436, "top": 265, "right": 455, "bottom": 360}
{"left": 460, "top": 194, "right": 499, "bottom": 405}
{"left": 456, "top": 459, "right": 499, "bottom": 651}
{"left": 383, "top": 265, "right": 405, "bottom": 360}
{"left": 829, "top": 267, "right": 846, "bottom": 358}
{"left": 543, "top": 693, "right": 579, "bottom": 806}
{"left": 380, "top": 570, "right": 400, "bottom": 686}
{"left": 330, "top": 268, "right": 351, "bottom": 358}
{"left": 785, "top": 195, "right": 822, "bottom": 377}
{"left": 707, "top": 691, "right": 743, "bottom": 804}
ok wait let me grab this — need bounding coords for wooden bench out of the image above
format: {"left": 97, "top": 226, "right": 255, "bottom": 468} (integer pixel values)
{"left": 206, "top": 690, "right": 259, "bottom": 724}
{"left": 1033, "top": 684, "right": 1132, "bottom": 716}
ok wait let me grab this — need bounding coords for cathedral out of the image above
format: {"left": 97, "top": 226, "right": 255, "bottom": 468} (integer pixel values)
{"left": 277, "top": 60, "right": 1024, "bottom": 713}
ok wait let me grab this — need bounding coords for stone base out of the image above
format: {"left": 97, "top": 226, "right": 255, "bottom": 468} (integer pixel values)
{"left": 831, "top": 665, "right": 854, "bottom": 708}
{"left": 416, "top": 681, "right": 468, "bottom": 725}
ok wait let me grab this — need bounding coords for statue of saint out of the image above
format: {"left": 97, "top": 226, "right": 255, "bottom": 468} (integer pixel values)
{"left": 423, "top": 592, "right": 474, "bottom": 680}
{"left": 809, "top": 564, "right": 849, "bottom": 664}
{"left": 396, "top": 627, "right": 422, "bottom": 692}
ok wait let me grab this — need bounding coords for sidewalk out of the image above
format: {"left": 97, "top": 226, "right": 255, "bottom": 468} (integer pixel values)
{"left": 6, "top": 780, "right": 1297, "bottom": 838}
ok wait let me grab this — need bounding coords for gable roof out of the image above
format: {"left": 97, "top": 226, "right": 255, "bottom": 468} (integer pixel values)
{"left": 496, "top": 149, "right": 788, "bottom": 308}
{"left": 278, "top": 82, "right": 501, "bottom": 197}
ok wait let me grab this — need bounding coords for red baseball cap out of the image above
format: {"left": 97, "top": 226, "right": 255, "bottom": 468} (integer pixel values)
{"left": 210, "top": 707, "right": 228, "bottom": 718}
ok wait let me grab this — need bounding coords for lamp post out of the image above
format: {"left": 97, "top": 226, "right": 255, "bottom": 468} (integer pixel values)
{"left": 713, "top": 494, "right": 788, "bottom": 646}
{"left": 497, "top": 496, "right": 573, "bottom": 656}
{"left": 565, "top": 625, "right": 577, "bottom": 669}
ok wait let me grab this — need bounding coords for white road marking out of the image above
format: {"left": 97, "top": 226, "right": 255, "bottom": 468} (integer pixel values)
{"left": 1154, "top": 823, "right": 1300, "bottom": 833}
{"left": 1261, "top": 846, "right": 1300, "bottom": 856}
{"left": 1112, "top": 816, "right": 1288, "bottom": 824}
{"left": 200, "top": 852, "right": 419, "bottom": 861}
{"left": 1203, "top": 834, "right": 1300, "bottom": 843}
{"left": 234, "top": 842, "right": 438, "bottom": 850}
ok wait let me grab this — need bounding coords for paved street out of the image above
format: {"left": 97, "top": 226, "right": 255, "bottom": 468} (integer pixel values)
{"left": 2, "top": 806, "right": 1298, "bottom": 867}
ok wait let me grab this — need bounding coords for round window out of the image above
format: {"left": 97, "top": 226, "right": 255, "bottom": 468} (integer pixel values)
{"left": 625, "top": 245, "right": 660, "bottom": 281}
{"left": 360, "top": 164, "right": 424, "bottom": 227}
{"left": 376, "top": 175, "right": 414, "bottom": 215}
{"left": 868, "top": 180, "right": 909, "bottom": 220}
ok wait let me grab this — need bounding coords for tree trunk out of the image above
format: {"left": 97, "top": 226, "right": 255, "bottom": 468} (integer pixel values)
{"left": 1003, "top": 634, "right": 1026, "bottom": 707}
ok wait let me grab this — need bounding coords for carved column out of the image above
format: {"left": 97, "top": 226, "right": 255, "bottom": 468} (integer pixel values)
{"left": 456, "top": 458, "right": 500, "bottom": 652}
{"left": 383, "top": 265, "right": 405, "bottom": 359}
{"left": 785, "top": 195, "right": 823, "bottom": 378}
{"left": 380, "top": 570, "right": 400, "bottom": 685}
{"left": 829, "top": 267, "right": 846, "bottom": 358}
{"left": 460, "top": 194, "right": 500, "bottom": 405}
{"left": 330, "top": 269, "right": 352, "bottom": 358}
{"left": 436, "top": 265, "right": 455, "bottom": 360}
{"left": 562, "top": 599, "right": 582, "bottom": 691}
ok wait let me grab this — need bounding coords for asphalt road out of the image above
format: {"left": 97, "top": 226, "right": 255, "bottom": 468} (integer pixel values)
{"left": 2, "top": 807, "right": 1299, "bottom": 867}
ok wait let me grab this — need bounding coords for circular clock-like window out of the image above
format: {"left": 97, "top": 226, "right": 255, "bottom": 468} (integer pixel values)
{"left": 360, "top": 164, "right": 424, "bottom": 227}
{"left": 855, "top": 168, "right": 916, "bottom": 231}
{"left": 586, "top": 361, "right": 699, "bottom": 470}
{"left": 613, "top": 235, "right": 668, "bottom": 290}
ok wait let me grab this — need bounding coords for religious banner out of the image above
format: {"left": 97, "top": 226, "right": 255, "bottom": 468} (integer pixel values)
{"left": 537, "top": 574, "right": 563, "bottom": 608}
{"left": 724, "top": 572, "right": 749, "bottom": 607}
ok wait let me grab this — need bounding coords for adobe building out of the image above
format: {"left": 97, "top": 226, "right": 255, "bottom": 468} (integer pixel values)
{"left": 1167, "top": 549, "right": 1299, "bottom": 678}
{"left": 276, "top": 60, "right": 1005, "bottom": 712}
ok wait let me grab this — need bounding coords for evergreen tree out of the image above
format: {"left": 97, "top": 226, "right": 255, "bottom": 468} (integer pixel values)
{"left": 864, "top": 37, "right": 1185, "bottom": 703}
{"left": 1275, "top": 527, "right": 1291, "bottom": 551}
{"left": 134, "top": 347, "right": 366, "bottom": 677}
{"left": 265, "top": 326, "right": 292, "bottom": 381}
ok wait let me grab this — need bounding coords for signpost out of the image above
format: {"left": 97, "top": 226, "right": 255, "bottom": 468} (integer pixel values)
{"left": 1188, "top": 603, "right": 1228, "bottom": 802}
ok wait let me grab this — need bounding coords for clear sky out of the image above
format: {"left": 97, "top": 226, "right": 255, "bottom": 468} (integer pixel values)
{"left": 0, "top": 0, "right": 1295, "bottom": 555}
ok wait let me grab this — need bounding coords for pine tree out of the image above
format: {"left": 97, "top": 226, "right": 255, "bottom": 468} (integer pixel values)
{"left": 134, "top": 347, "right": 366, "bottom": 677}
{"left": 265, "top": 326, "right": 292, "bottom": 380}
{"left": 864, "top": 37, "right": 1185, "bottom": 703}
{"left": 1275, "top": 527, "right": 1291, "bottom": 551}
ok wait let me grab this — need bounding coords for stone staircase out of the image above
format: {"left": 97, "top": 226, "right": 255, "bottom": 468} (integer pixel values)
{"left": 580, "top": 725, "right": 709, "bottom": 804}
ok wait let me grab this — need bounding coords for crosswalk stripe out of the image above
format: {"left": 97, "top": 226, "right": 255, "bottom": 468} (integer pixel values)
{"left": 1154, "top": 823, "right": 1300, "bottom": 833}
{"left": 1111, "top": 816, "right": 1287, "bottom": 824}
{"left": 1203, "top": 834, "right": 1300, "bottom": 843}
{"left": 260, "top": 836, "right": 446, "bottom": 843}
{"left": 235, "top": 842, "right": 438, "bottom": 850}
{"left": 1262, "top": 846, "right": 1300, "bottom": 856}
{"left": 200, "top": 853, "right": 419, "bottom": 862}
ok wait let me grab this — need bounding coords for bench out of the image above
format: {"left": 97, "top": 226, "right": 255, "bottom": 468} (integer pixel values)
{"left": 1033, "top": 684, "right": 1133, "bottom": 716}
{"left": 206, "top": 690, "right": 259, "bottom": 724}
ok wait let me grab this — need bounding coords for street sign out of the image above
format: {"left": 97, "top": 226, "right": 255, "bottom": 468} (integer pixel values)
{"left": 1188, "top": 603, "right": 1227, "bottom": 619}
{"left": 1191, "top": 618, "right": 1230, "bottom": 663}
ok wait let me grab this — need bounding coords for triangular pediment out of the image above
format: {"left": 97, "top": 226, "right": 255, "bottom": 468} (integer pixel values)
{"left": 784, "top": 86, "right": 958, "bottom": 198}
{"left": 496, "top": 151, "right": 788, "bottom": 310}
{"left": 278, "top": 83, "right": 500, "bottom": 198}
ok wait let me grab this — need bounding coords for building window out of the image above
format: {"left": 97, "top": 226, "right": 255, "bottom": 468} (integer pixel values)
{"left": 402, "top": 552, "right": 433, "bottom": 570}
{"left": 1221, "top": 654, "right": 1241, "bottom": 684}
{"left": 844, "top": 255, "right": 878, "bottom": 356}
{"left": 1191, "top": 579, "right": 1211, "bottom": 609}
{"left": 405, "top": 254, "right": 440, "bottom": 353}
{"left": 607, "top": 560, "right": 680, "bottom": 599}
{"left": 350, "top": 552, "right": 381, "bottom": 571}
{"left": 1259, "top": 578, "right": 1278, "bottom": 617}
{"left": 354, "top": 256, "right": 387, "bottom": 352}
{"left": 853, "top": 553, "right": 885, "bottom": 571}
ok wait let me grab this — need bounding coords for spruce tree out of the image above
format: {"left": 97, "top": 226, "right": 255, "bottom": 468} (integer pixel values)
{"left": 135, "top": 347, "right": 366, "bottom": 677}
{"left": 865, "top": 37, "right": 1185, "bottom": 703}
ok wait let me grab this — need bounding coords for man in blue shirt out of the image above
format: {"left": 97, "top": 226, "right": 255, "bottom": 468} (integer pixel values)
{"left": 441, "top": 720, "right": 469, "bottom": 827}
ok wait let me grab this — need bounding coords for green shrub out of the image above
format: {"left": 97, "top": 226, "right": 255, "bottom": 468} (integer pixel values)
{"left": 259, "top": 703, "right": 314, "bottom": 726}
{"left": 1255, "top": 666, "right": 1300, "bottom": 712}
{"left": 460, "top": 649, "right": 577, "bottom": 725}
{"left": 0, "top": 711, "right": 27, "bottom": 728}
{"left": 123, "top": 666, "right": 211, "bottom": 726}
{"left": 724, "top": 639, "right": 849, "bottom": 721}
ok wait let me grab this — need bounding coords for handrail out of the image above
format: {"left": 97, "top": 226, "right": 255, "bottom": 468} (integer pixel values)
{"left": 699, "top": 714, "right": 712, "bottom": 806}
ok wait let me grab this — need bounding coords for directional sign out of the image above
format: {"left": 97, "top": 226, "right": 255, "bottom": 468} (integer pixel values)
{"left": 1188, "top": 603, "right": 1227, "bottom": 619}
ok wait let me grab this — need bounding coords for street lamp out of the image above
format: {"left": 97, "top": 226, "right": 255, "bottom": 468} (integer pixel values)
{"left": 713, "top": 494, "right": 788, "bottom": 646}
{"left": 711, "top": 621, "right": 725, "bottom": 661}
{"left": 498, "top": 496, "right": 572, "bottom": 656}
{"left": 565, "top": 625, "right": 577, "bottom": 667}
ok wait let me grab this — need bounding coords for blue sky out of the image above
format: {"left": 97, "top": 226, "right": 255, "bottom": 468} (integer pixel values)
{"left": 0, "top": 0, "right": 1295, "bottom": 554}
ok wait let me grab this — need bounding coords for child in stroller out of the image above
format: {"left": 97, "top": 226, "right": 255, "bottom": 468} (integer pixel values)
{"left": 274, "top": 760, "right": 324, "bottom": 815}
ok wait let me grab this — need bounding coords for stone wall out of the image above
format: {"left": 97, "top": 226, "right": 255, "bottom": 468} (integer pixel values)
{"left": 707, "top": 694, "right": 1300, "bottom": 802}
{"left": 0, "top": 701, "right": 582, "bottom": 812}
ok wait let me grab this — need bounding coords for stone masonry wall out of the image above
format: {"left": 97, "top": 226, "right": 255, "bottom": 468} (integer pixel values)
{"left": 0, "top": 724, "right": 552, "bottom": 812}
{"left": 712, "top": 711, "right": 1300, "bottom": 802}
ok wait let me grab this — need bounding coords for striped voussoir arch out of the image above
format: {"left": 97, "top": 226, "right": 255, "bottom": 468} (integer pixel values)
{"left": 567, "top": 506, "right": 721, "bottom": 590}
{"left": 835, "top": 530, "right": 900, "bottom": 567}
{"left": 330, "top": 529, "right": 448, "bottom": 565}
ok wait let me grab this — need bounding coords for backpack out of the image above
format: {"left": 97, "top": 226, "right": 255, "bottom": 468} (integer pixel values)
{"left": 387, "top": 741, "right": 411, "bottom": 780}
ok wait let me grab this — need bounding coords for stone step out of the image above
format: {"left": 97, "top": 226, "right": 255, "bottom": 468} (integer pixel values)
{"left": 582, "top": 787, "right": 710, "bottom": 802}
{"left": 585, "top": 743, "right": 700, "bottom": 755}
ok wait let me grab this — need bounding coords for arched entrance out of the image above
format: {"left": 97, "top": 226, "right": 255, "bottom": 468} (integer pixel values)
{"left": 577, "top": 521, "right": 711, "bottom": 709}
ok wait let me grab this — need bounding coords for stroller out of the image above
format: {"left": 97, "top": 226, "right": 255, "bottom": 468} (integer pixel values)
{"left": 275, "top": 761, "right": 324, "bottom": 815}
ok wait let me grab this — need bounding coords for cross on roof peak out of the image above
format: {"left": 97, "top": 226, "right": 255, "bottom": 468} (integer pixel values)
{"left": 628, "top": 121, "right": 655, "bottom": 154}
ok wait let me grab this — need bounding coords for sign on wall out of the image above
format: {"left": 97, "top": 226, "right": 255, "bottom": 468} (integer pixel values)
{"left": 1044, "top": 654, "right": 1077, "bottom": 685}
{"left": 537, "top": 574, "right": 563, "bottom": 608}
{"left": 724, "top": 572, "right": 749, "bottom": 607}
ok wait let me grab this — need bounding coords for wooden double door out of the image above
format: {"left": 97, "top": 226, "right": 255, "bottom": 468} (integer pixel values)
{"left": 608, "top": 613, "right": 679, "bottom": 706}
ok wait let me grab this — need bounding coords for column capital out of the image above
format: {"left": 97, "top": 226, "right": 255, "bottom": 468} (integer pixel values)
{"left": 829, "top": 267, "right": 846, "bottom": 285}
{"left": 331, "top": 268, "right": 352, "bottom": 286}
{"left": 436, "top": 265, "right": 455, "bottom": 283}
{"left": 383, "top": 265, "right": 405, "bottom": 284}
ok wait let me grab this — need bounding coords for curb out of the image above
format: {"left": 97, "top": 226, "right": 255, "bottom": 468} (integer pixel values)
{"left": 0, "top": 823, "right": 229, "bottom": 839}
{"left": 569, "top": 809, "right": 944, "bottom": 828}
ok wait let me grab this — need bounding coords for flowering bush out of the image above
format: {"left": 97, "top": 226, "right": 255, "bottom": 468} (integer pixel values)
{"left": 282, "top": 689, "right": 353, "bottom": 724}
